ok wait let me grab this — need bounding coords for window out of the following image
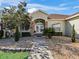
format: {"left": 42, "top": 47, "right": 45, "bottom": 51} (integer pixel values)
{"left": 52, "top": 23, "right": 61, "bottom": 32}
{"left": 20, "top": 23, "right": 29, "bottom": 30}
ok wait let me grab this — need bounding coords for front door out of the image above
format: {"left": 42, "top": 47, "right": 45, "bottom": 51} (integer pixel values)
{"left": 35, "top": 23, "right": 44, "bottom": 34}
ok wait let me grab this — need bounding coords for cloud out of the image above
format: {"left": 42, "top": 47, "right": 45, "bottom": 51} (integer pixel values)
{"left": 0, "top": 0, "right": 25, "bottom": 7}
{"left": 28, "top": 8, "right": 38, "bottom": 13}
{"left": 0, "top": 0, "right": 70, "bottom": 13}
{"left": 27, "top": 3, "right": 69, "bottom": 11}
{"left": 59, "top": 3, "right": 67, "bottom": 7}
{"left": 73, "top": 5, "right": 79, "bottom": 9}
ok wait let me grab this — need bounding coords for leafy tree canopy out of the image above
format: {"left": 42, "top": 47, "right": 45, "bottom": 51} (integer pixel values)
{"left": 2, "top": 1, "right": 31, "bottom": 30}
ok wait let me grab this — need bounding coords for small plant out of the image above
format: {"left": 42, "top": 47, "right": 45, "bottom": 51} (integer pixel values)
{"left": 14, "top": 26, "right": 20, "bottom": 42}
{"left": 43, "top": 28, "right": 55, "bottom": 39}
{"left": 71, "top": 25, "right": 76, "bottom": 42}
{"left": 43, "top": 28, "right": 48, "bottom": 36}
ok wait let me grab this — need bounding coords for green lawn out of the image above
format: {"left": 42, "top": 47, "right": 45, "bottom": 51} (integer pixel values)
{"left": 0, "top": 51, "right": 29, "bottom": 59}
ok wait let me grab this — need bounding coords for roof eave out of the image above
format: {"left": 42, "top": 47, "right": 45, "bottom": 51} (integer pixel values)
{"left": 66, "top": 14, "right": 79, "bottom": 20}
{"left": 48, "top": 18, "right": 66, "bottom": 21}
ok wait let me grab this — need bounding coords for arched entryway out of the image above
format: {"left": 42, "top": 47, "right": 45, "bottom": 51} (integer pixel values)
{"left": 35, "top": 22, "right": 44, "bottom": 33}
{"left": 34, "top": 19, "right": 45, "bottom": 34}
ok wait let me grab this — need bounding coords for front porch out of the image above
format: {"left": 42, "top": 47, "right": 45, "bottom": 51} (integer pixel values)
{"left": 30, "top": 19, "right": 48, "bottom": 34}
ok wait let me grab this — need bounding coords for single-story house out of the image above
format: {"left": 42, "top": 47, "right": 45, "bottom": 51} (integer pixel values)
{"left": 0, "top": 10, "right": 79, "bottom": 38}
{"left": 27, "top": 10, "right": 79, "bottom": 38}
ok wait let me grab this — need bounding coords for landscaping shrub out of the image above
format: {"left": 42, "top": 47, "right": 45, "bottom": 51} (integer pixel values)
{"left": 43, "top": 28, "right": 55, "bottom": 39}
{"left": 43, "top": 28, "right": 48, "bottom": 36}
{"left": 0, "top": 30, "right": 4, "bottom": 39}
{"left": 14, "top": 27, "right": 20, "bottom": 42}
{"left": 71, "top": 25, "right": 76, "bottom": 42}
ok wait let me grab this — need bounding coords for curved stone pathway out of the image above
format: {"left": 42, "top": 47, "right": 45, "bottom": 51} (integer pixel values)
{"left": 28, "top": 37, "right": 54, "bottom": 59}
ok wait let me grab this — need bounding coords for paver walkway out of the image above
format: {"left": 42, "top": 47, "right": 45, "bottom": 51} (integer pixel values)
{"left": 28, "top": 37, "right": 54, "bottom": 59}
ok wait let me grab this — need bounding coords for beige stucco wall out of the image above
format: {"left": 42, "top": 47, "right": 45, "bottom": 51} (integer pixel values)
{"left": 65, "top": 17, "right": 79, "bottom": 38}
{"left": 30, "top": 11, "right": 66, "bottom": 35}
{"left": 30, "top": 11, "right": 48, "bottom": 33}
{"left": 48, "top": 19, "right": 66, "bottom": 35}
{"left": 30, "top": 11, "right": 48, "bottom": 21}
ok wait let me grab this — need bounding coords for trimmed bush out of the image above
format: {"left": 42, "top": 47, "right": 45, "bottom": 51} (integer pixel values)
{"left": 0, "top": 30, "right": 4, "bottom": 39}
{"left": 14, "top": 27, "right": 20, "bottom": 42}
{"left": 71, "top": 25, "right": 76, "bottom": 42}
{"left": 43, "top": 28, "right": 55, "bottom": 39}
{"left": 43, "top": 28, "right": 48, "bottom": 36}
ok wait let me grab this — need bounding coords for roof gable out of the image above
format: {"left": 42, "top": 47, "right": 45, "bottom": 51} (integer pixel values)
{"left": 30, "top": 10, "right": 48, "bottom": 16}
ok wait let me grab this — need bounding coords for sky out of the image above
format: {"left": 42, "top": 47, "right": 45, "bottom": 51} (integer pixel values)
{"left": 0, "top": 0, "right": 79, "bottom": 15}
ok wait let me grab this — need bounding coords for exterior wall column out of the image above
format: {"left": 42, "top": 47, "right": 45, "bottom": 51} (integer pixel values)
{"left": 30, "top": 21, "right": 35, "bottom": 34}
{"left": 45, "top": 21, "right": 48, "bottom": 28}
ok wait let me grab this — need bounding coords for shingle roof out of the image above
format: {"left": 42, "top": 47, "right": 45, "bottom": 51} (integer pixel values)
{"left": 48, "top": 14, "right": 70, "bottom": 20}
